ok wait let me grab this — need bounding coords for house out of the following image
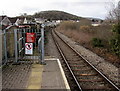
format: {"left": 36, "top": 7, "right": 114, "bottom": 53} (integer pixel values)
{"left": 0, "top": 16, "right": 7, "bottom": 24}
{"left": 0, "top": 16, "right": 11, "bottom": 26}
{"left": 23, "top": 18, "right": 28, "bottom": 24}
{"left": 15, "top": 17, "right": 25, "bottom": 25}
{"left": 23, "top": 18, "right": 34, "bottom": 24}
{"left": 34, "top": 18, "right": 46, "bottom": 24}
{"left": 8, "top": 17, "right": 18, "bottom": 25}
{"left": 0, "top": 16, "right": 12, "bottom": 30}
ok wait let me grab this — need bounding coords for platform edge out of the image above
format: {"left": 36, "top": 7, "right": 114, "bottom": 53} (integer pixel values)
{"left": 57, "top": 59, "right": 71, "bottom": 90}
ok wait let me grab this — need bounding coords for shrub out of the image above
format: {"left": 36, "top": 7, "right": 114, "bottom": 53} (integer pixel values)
{"left": 92, "top": 38, "right": 103, "bottom": 47}
{"left": 80, "top": 25, "right": 90, "bottom": 31}
{"left": 58, "top": 21, "right": 80, "bottom": 31}
{"left": 109, "top": 23, "right": 120, "bottom": 56}
{"left": 112, "top": 24, "right": 120, "bottom": 34}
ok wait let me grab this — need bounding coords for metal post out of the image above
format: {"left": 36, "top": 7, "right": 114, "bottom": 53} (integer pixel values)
{"left": 14, "top": 29, "right": 18, "bottom": 63}
{"left": 0, "top": 31, "right": 2, "bottom": 66}
{"left": 23, "top": 29, "right": 26, "bottom": 56}
{"left": 118, "top": 1, "right": 120, "bottom": 24}
{"left": 3, "top": 29, "right": 7, "bottom": 64}
{"left": 40, "top": 24, "right": 46, "bottom": 65}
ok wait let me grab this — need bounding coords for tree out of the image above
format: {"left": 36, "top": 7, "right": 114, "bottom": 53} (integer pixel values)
{"left": 108, "top": 1, "right": 120, "bottom": 56}
{"left": 106, "top": 1, "right": 120, "bottom": 24}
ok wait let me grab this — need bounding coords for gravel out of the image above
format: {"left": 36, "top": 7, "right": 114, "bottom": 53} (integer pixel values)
{"left": 45, "top": 30, "right": 60, "bottom": 59}
{"left": 45, "top": 30, "right": 80, "bottom": 90}
{"left": 56, "top": 31, "right": 119, "bottom": 86}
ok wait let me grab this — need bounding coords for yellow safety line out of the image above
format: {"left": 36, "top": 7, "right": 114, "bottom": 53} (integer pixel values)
{"left": 27, "top": 64, "right": 43, "bottom": 89}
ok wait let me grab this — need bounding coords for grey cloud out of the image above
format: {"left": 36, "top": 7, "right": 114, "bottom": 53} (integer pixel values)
{"left": 22, "top": 7, "right": 39, "bottom": 12}
{"left": 51, "top": 2, "right": 69, "bottom": 7}
{"left": 70, "top": 2, "right": 113, "bottom": 6}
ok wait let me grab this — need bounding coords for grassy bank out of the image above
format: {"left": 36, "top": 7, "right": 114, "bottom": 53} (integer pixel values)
{"left": 56, "top": 21, "right": 119, "bottom": 67}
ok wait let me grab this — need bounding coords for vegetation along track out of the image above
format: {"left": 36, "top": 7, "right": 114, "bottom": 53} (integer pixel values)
{"left": 52, "top": 30, "right": 120, "bottom": 91}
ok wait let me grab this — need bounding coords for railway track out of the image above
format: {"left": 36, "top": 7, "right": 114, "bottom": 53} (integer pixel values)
{"left": 52, "top": 30, "right": 120, "bottom": 91}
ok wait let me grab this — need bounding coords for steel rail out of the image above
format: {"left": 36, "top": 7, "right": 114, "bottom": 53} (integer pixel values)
{"left": 52, "top": 30, "right": 83, "bottom": 91}
{"left": 53, "top": 30, "right": 120, "bottom": 91}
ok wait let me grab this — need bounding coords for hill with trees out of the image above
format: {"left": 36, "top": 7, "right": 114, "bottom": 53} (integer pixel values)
{"left": 33, "top": 10, "right": 83, "bottom": 20}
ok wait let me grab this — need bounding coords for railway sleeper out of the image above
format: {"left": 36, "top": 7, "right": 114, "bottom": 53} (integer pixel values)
{"left": 79, "top": 81, "right": 112, "bottom": 88}
{"left": 70, "top": 64, "right": 89, "bottom": 67}
{"left": 65, "top": 54, "right": 78, "bottom": 56}
{"left": 68, "top": 62, "right": 88, "bottom": 65}
{"left": 73, "top": 68, "right": 92, "bottom": 71}
{"left": 68, "top": 61, "right": 85, "bottom": 64}
{"left": 79, "top": 79, "right": 104, "bottom": 82}
{"left": 81, "top": 86, "right": 114, "bottom": 90}
{"left": 77, "top": 73, "right": 98, "bottom": 76}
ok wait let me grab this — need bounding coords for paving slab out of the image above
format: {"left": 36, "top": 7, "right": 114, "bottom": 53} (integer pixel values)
{"left": 27, "top": 64, "right": 43, "bottom": 89}
{"left": 2, "top": 58, "right": 70, "bottom": 90}
{"left": 41, "top": 59, "right": 70, "bottom": 90}
{"left": 2, "top": 64, "right": 32, "bottom": 89}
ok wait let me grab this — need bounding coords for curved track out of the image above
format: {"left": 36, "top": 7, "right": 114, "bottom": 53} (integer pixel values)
{"left": 52, "top": 30, "right": 120, "bottom": 91}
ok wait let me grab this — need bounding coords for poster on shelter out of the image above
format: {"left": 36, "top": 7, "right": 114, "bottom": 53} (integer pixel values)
{"left": 26, "top": 33, "right": 35, "bottom": 43}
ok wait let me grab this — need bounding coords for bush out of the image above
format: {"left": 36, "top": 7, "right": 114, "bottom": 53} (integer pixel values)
{"left": 109, "top": 38, "right": 120, "bottom": 56}
{"left": 92, "top": 38, "right": 103, "bottom": 47}
{"left": 109, "top": 23, "right": 120, "bottom": 56}
{"left": 80, "top": 25, "right": 90, "bottom": 31}
{"left": 112, "top": 24, "right": 120, "bottom": 34}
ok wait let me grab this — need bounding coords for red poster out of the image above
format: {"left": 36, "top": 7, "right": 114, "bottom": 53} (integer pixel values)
{"left": 26, "top": 33, "right": 35, "bottom": 43}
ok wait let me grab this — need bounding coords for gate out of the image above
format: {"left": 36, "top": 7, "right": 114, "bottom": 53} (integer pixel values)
{"left": 1, "top": 24, "right": 45, "bottom": 67}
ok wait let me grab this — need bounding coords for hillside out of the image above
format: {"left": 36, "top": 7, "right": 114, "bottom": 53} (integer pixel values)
{"left": 33, "top": 10, "right": 83, "bottom": 20}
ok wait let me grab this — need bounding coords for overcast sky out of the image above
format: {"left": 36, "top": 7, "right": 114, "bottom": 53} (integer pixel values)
{"left": 0, "top": 0, "right": 119, "bottom": 19}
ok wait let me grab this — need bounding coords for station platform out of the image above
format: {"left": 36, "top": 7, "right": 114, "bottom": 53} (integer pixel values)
{"left": 2, "top": 58, "right": 70, "bottom": 91}
{"left": 2, "top": 58, "right": 67, "bottom": 91}
{"left": 27, "top": 57, "right": 70, "bottom": 90}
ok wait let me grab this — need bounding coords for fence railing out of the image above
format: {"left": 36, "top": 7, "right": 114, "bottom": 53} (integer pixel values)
{"left": 1, "top": 25, "right": 15, "bottom": 66}
{"left": 1, "top": 24, "right": 46, "bottom": 67}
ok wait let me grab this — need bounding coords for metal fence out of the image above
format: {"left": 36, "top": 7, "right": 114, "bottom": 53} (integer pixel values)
{"left": 16, "top": 27, "right": 41, "bottom": 61}
{"left": 1, "top": 24, "right": 45, "bottom": 67}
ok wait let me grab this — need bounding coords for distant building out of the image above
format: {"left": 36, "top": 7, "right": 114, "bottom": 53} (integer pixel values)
{"left": 34, "top": 18, "right": 46, "bottom": 24}
{"left": 23, "top": 18, "right": 28, "bottom": 24}
{"left": 90, "top": 19, "right": 103, "bottom": 26}
{"left": 0, "top": 16, "right": 11, "bottom": 26}
{"left": 8, "top": 17, "right": 18, "bottom": 25}
{"left": 15, "top": 17, "right": 25, "bottom": 25}
{"left": 0, "top": 16, "right": 28, "bottom": 30}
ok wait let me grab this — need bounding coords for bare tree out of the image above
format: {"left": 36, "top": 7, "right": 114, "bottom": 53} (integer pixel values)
{"left": 106, "top": 1, "right": 120, "bottom": 24}
{"left": 118, "top": 1, "right": 120, "bottom": 24}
